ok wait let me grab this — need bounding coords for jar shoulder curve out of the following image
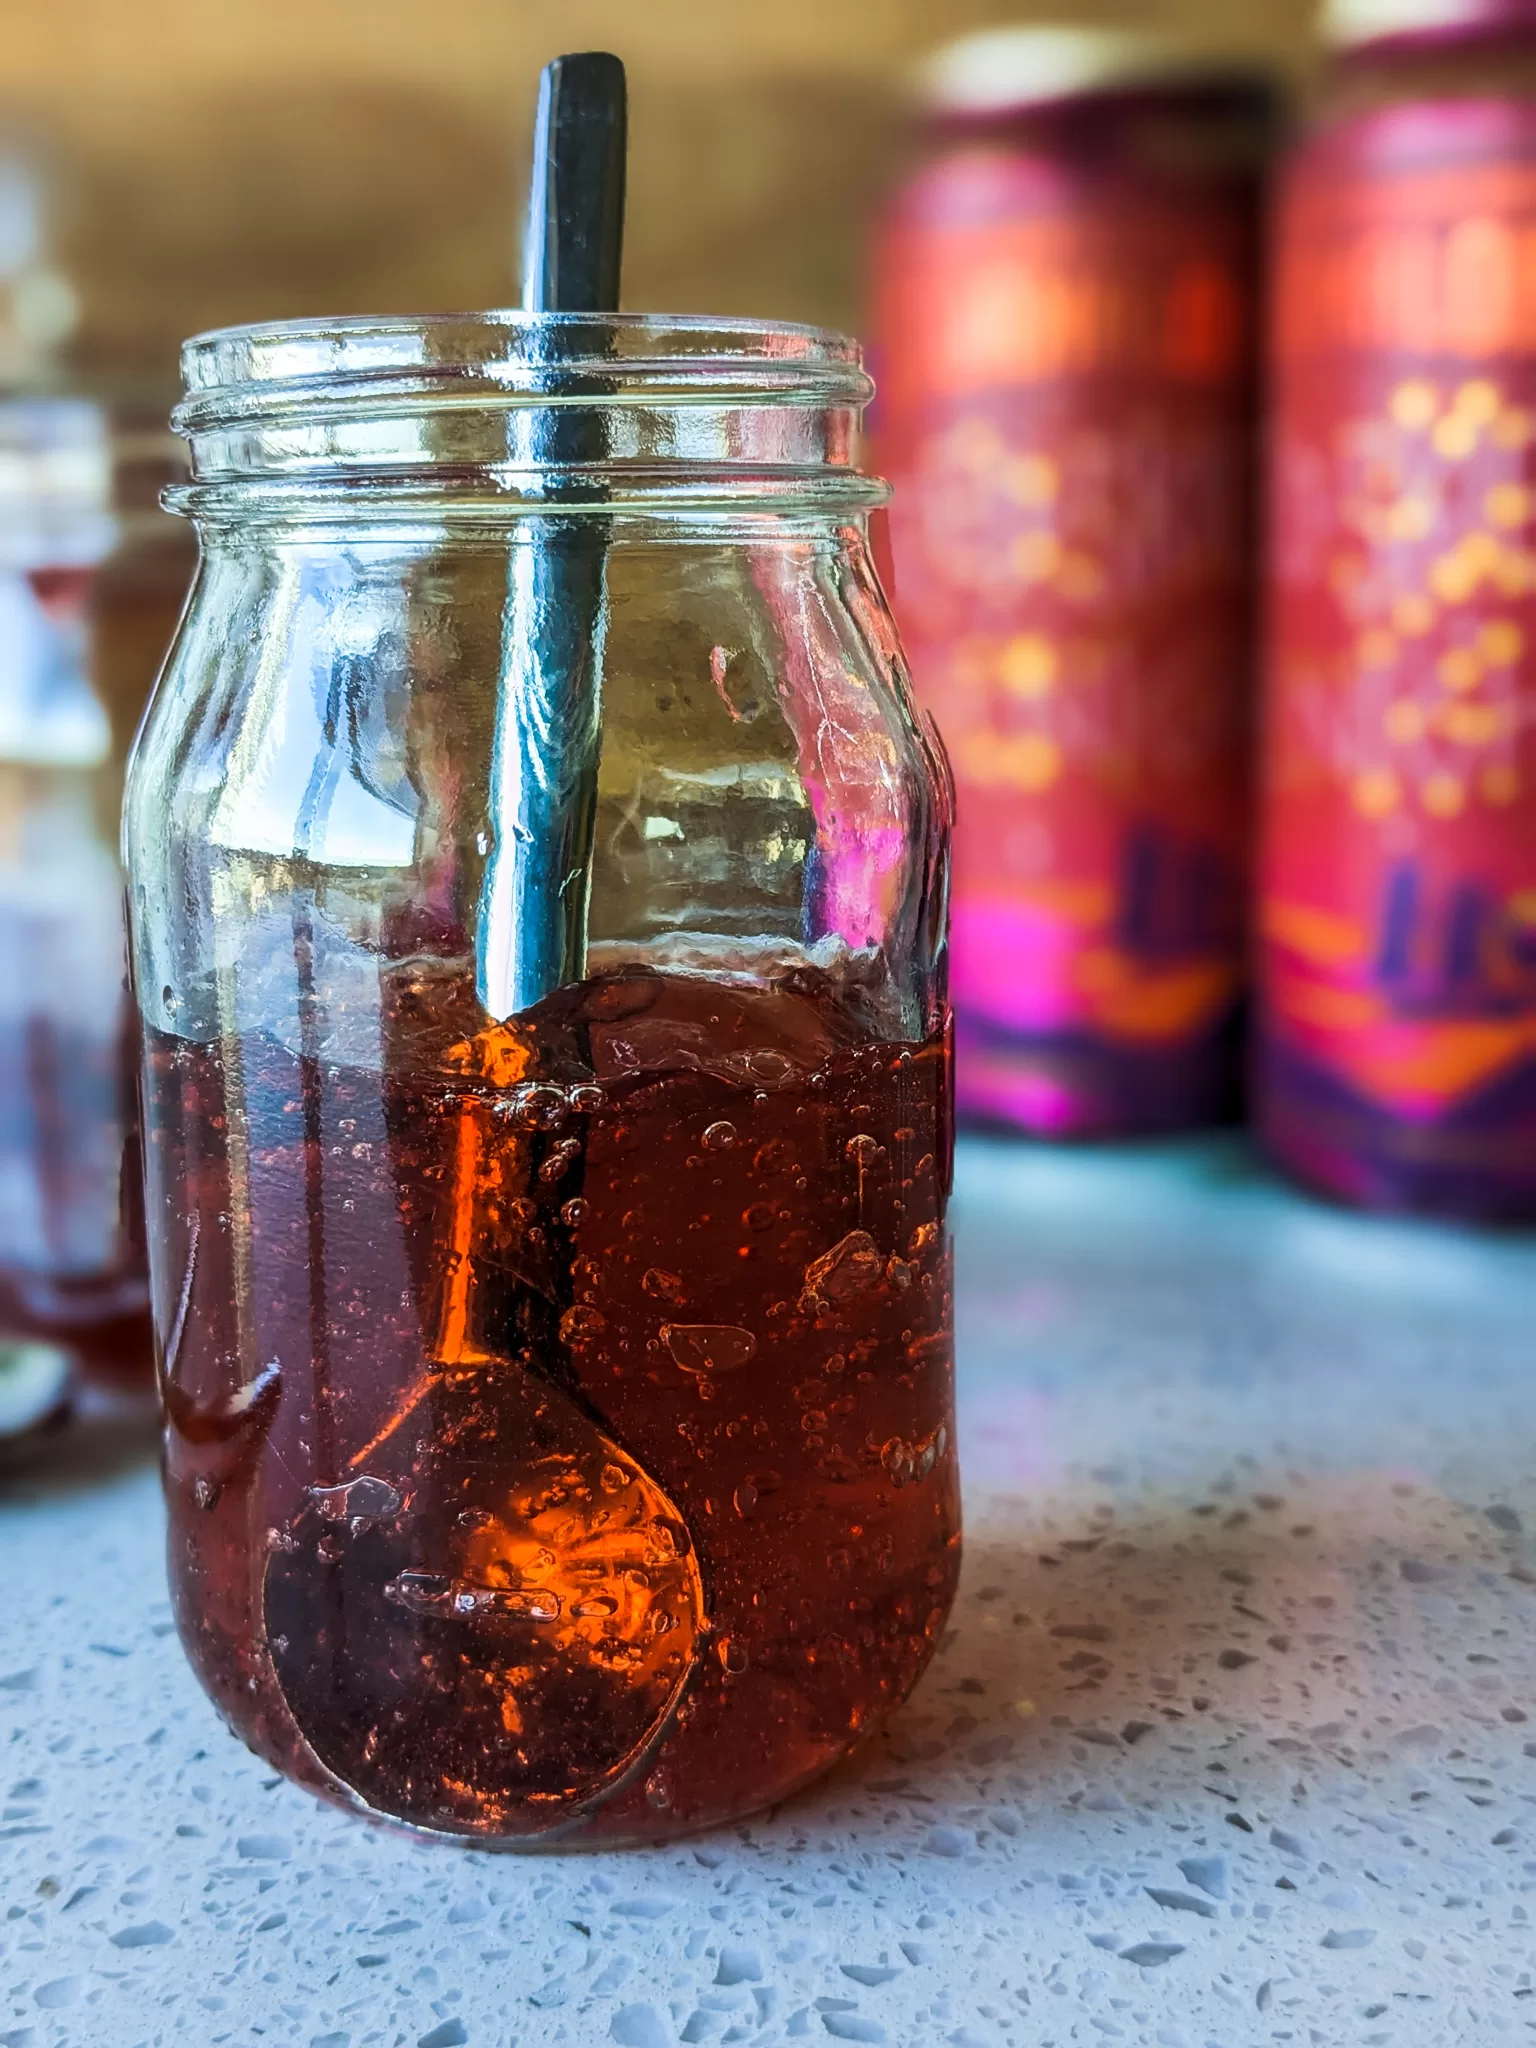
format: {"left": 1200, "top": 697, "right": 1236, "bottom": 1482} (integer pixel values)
{"left": 122, "top": 551, "right": 205, "bottom": 843}
{"left": 834, "top": 520, "right": 954, "bottom": 817}
{"left": 122, "top": 547, "right": 270, "bottom": 870}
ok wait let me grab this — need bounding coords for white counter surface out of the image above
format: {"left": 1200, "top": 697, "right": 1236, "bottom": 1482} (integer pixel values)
{"left": 4, "top": 1137, "right": 1535, "bottom": 2048}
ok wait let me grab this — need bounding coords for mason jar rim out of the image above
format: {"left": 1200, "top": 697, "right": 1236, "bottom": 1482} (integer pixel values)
{"left": 175, "top": 311, "right": 874, "bottom": 429}
{"left": 167, "top": 310, "right": 887, "bottom": 524}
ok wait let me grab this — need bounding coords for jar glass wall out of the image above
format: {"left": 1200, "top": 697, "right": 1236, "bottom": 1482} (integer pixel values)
{"left": 125, "top": 314, "right": 960, "bottom": 1846}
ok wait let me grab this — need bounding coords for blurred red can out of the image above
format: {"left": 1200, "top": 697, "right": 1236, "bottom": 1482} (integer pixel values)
{"left": 1260, "top": 0, "right": 1536, "bottom": 1219}
{"left": 873, "top": 29, "right": 1276, "bottom": 1136}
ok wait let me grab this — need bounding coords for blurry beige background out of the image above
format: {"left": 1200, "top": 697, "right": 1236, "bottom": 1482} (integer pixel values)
{"left": 1, "top": 0, "right": 1316, "bottom": 388}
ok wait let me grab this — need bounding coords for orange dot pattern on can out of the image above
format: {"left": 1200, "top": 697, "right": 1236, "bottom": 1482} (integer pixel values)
{"left": 888, "top": 409, "right": 1248, "bottom": 803}
{"left": 1323, "top": 377, "right": 1532, "bottom": 822}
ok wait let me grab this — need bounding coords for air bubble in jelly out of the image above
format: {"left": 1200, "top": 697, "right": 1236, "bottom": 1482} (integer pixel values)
{"left": 661, "top": 1324, "right": 758, "bottom": 1374}
{"left": 309, "top": 1475, "right": 401, "bottom": 1524}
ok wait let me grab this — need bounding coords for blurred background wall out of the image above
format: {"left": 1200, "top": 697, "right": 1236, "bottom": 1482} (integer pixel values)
{"left": 0, "top": 0, "right": 1314, "bottom": 386}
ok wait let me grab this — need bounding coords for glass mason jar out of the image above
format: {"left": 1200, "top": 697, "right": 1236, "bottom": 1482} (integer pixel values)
{"left": 1260, "top": 0, "right": 1536, "bottom": 1218}
{"left": 125, "top": 313, "right": 960, "bottom": 1847}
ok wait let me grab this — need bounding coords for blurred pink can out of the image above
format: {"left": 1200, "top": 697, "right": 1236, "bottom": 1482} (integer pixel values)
{"left": 1259, "top": 0, "right": 1536, "bottom": 1219}
{"left": 873, "top": 29, "right": 1275, "bottom": 1135}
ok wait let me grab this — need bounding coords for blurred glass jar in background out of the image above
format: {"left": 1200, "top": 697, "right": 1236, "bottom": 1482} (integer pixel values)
{"left": 0, "top": 132, "right": 80, "bottom": 390}
{"left": 89, "top": 397, "right": 199, "bottom": 773}
{"left": 873, "top": 29, "right": 1275, "bottom": 1137}
{"left": 1261, "top": 0, "right": 1536, "bottom": 1219}
{"left": 0, "top": 132, "right": 190, "bottom": 1449}
{"left": 0, "top": 397, "right": 153, "bottom": 1443}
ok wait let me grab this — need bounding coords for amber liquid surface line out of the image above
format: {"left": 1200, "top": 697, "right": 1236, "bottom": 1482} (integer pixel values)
{"left": 146, "top": 961, "right": 960, "bottom": 1845}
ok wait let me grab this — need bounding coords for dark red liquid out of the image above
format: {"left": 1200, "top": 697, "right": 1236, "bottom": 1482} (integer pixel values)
{"left": 145, "top": 962, "right": 958, "bottom": 1845}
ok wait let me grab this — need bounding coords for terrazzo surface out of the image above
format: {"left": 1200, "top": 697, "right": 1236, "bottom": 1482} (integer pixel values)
{"left": 4, "top": 1136, "right": 1536, "bottom": 2048}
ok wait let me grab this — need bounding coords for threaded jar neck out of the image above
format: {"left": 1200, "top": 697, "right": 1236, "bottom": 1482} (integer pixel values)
{"left": 169, "top": 312, "right": 886, "bottom": 526}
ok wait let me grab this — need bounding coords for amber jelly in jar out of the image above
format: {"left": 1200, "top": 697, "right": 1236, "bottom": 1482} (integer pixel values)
{"left": 125, "top": 313, "right": 959, "bottom": 1846}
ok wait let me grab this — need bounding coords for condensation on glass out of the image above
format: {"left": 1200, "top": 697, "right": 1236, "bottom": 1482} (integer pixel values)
{"left": 125, "top": 313, "right": 960, "bottom": 1845}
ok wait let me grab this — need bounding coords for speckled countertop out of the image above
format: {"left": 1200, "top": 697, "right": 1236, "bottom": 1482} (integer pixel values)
{"left": 4, "top": 1136, "right": 1536, "bottom": 2048}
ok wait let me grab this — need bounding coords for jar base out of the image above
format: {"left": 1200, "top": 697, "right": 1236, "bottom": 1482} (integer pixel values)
{"left": 291, "top": 1729, "right": 899, "bottom": 1853}
{"left": 187, "top": 1606, "right": 954, "bottom": 1854}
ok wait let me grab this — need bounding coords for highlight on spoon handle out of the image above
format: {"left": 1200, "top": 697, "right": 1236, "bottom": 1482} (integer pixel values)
{"left": 522, "top": 51, "right": 627, "bottom": 314}
{"left": 481, "top": 54, "right": 627, "bottom": 1019}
